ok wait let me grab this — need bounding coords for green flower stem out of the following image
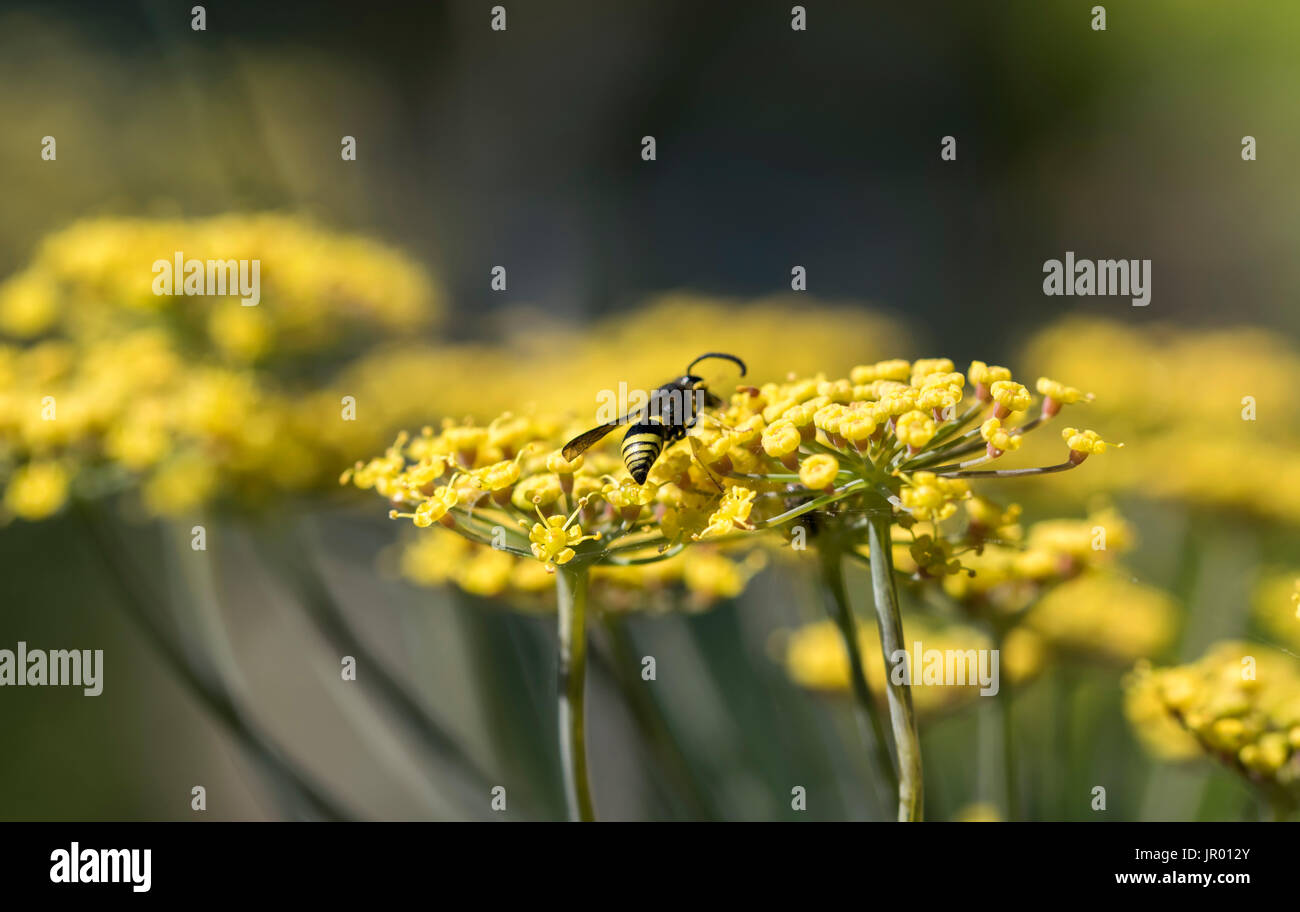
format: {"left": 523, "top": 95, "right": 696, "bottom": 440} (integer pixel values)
{"left": 761, "top": 478, "right": 867, "bottom": 526}
{"left": 998, "top": 652, "right": 1020, "bottom": 822}
{"left": 930, "top": 460, "right": 1079, "bottom": 479}
{"left": 817, "top": 537, "right": 898, "bottom": 811}
{"left": 865, "top": 509, "right": 924, "bottom": 821}
{"left": 925, "top": 401, "right": 987, "bottom": 448}
{"left": 556, "top": 563, "right": 596, "bottom": 821}
{"left": 904, "top": 407, "right": 1046, "bottom": 470}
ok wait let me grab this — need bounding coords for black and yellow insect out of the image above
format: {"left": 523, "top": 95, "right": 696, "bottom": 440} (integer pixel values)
{"left": 561, "top": 353, "right": 748, "bottom": 484}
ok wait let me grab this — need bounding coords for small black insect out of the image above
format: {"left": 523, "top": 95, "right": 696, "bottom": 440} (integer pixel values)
{"left": 561, "top": 352, "right": 748, "bottom": 484}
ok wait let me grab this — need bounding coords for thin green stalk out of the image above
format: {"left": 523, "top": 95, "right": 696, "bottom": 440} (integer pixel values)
{"left": 865, "top": 509, "right": 924, "bottom": 821}
{"left": 998, "top": 657, "right": 1020, "bottom": 822}
{"left": 556, "top": 563, "right": 596, "bottom": 821}
{"left": 817, "top": 538, "right": 898, "bottom": 811}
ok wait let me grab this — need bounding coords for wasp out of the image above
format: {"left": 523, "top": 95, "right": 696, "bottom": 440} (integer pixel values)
{"left": 561, "top": 352, "right": 748, "bottom": 484}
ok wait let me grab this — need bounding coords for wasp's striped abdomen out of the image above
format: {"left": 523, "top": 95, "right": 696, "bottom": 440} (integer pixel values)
{"left": 622, "top": 423, "right": 667, "bottom": 484}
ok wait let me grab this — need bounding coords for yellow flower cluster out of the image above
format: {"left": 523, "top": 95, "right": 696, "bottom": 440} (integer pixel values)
{"left": 894, "top": 499, "right": 1168, "bottom": 668}
{"left": 1022, "top": 317, "right": 1300, "bottom": 521}
{"left": 1025, "top": 572, "right": 1178, "bottom": 666}
{"left": 0, "top": 329, "right": 325, "bottom": 518}
{"left": 397, "top": 530, "right": 767, "bottom": 612}
{"left": 348, "top": 355, "right": 1114, "bottom": 578}
{"left": 780, "top": 615, "right": 1045, "bottom": 718}
{"left": 0, "top": 215, "right": 443, "bottom": 521}
{"left": 1124, "top": 642, "right": 1300, "bottom": 796}
{"left": 677, "top": 357, "right": 1115, "bottom": 545}
{"left": 936, "top": 503, "right": 1135, "bottom": 616}
{"left": 345, "top": 352, "right": 1119, "bottom": 631}
{"left": 343, "top": 412, "right": 773, "bottom": 603}
{"left": 0, "top": 214, "right": 439, "bottom": 361}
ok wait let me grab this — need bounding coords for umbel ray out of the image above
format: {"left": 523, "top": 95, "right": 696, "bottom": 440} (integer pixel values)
{"left": 562, "top": 352, "right": 748, "bottom": 484}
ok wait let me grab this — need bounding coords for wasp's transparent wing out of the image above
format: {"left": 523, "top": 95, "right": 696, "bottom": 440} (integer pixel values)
{"left": 561, "top": 408, "right": 644, "bottom": 460}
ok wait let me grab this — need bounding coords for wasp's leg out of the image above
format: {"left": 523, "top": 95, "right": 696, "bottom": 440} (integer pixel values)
{"left": 686, "top": 434, "right": 728, "bottom": 494}
{"left": 694, "top": 411, "right": 738, "bottom": 433}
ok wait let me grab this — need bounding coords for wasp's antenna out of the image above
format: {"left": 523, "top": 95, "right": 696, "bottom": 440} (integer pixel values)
{"left": 687, "top": 352, "right": 747, "bottom": 377}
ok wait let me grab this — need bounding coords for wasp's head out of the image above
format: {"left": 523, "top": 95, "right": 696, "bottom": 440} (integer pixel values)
{"left": 679, "top": 375, "right": 725, "bottom": 409}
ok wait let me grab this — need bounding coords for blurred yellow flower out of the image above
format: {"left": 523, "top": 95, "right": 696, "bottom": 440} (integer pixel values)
{"left": 952, "top": 802, "right": 1002, "bottom": 822}
{"left": 0, "top": 215, "right": 446, "bottom": 520}
{"left": 3, "top": 461, "right": 69, "bottom": 521}
{"left": 1022, "top": 317, "right": 1300, "bottom": 522}
{"left": 1124, "top": 642, "right": 1300, "bottom": 801}
{"left": 18, "top": 214, "right": 441, "bottom": 360}
{"left": 0, "top": 271, "right": 59, "bottom": 337}
{"left": 1252, "top": 572, "right": 1300, "bottom": 653}
{"left": 1025, "top": 572, "right": 1178, "bottom": 666}
{"left": 393, "top": 527, "right": 765, "bottom": 613}
{"left": 781, "top": 615, "right": 1043, "bottom": 718}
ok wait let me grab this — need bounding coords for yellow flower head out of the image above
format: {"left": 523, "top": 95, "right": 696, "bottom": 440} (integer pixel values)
{"left": 682, "top": 550, "right": 767, "bottom": 604}
{"left": 1061, "top": 427, "right": 1119, "bottom": 461}
{"left": 990, "top": 380, "right": 1033, "bottom": 416}
{"left": 980, "top": 417, "right": 1023, "bottom": 454}
{"left": 813, "top": 403, "right": 849, "bottom": 436}
{"left": 968, "top": 361, "right": 1012, "bottom": 391}
{"left": 781, "top": 615, "right": 1039, "bottom": 717}
{"left": 546, "top": 449, "right": 584, "bottom": 474}
{"left": 900, "top": 471, "right": 969, "bottom": 522}
{"left": 908, "top": 533, "right": 962, "bottom": 578}
{"left": 850, "top": 359, "right": 911, "bottom": 384}
{"left": 474, "top": 458, "right": 523, "bottom": 493}
{"left": 4, "top": 461, "right": 69, "bottom": 521}
{"left": 798, "top": 454, "right": 839, "bottom": 489}
{"left": 895, "top": 410, "right": 937, "bottom": 449}
{"left": 910, "top": 358, "right": 955, "bottom": 383}
{"left": 527, "top": 503, "right": 602, "bottom": 572}
{"left": 1250, "top": 572, "right": 1300, "bottom": 653}
{"left": 391, "top": 479, "right": 461, "bottom": 528}
{"left": 1027, "top": 573, "right": 1177, "bottom": 665}
{"left": 1036, "top": 377, "right": 1092, "bottom": 417}
{"left": 695, "top": 485, "right": 758, "bottom": 540}
{"left": 511, "top": 474, "right": 564, "bottom": 511}
{"left": 838, "top": 407, "right": 878, "bottom": 444}
{"left": 761, "top": 419, "right": 803, "bottom": 460}
{"left": 916, "top": 382, "right": 962, "bottom": 415}
{"left": 1124, "top": 641, "right": 1300, "bottom": 790}
{"left": 602, "top": 478, "right": 659, "bottom": 521}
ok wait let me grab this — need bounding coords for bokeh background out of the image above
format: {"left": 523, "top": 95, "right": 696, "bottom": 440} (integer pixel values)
{"left": 2, "top": 0, "right": 1299, "bottom": 821}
